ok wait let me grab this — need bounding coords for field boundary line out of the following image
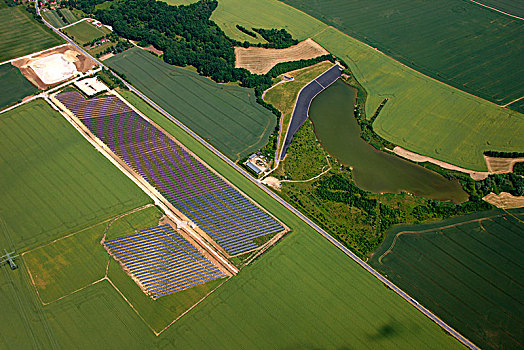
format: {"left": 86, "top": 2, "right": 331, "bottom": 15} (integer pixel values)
{"left": 58, "top": 17, "right": 89, "bottom": 30}
{"left": 466, "top": 0, "right": 524, "bottom": 20}
{"left": 503, "top": 209, "right": 524, "bottom": 223}
{"left": 501, "top": 95, "right": 524, "bottom": 107}
{"left": 376, "top": 214, "right": 510, "bottom": 264}
{"left": 156, "top": 276, "right": 232, "bottom": 336}
{"left": 0, "top": 43, "right": 69, "bottom": 66}
{"left": 21, "top": 204, "right": 154, "bottom": 256}
{"left": 105, "top": 276, "right": 158, "bottom": 335}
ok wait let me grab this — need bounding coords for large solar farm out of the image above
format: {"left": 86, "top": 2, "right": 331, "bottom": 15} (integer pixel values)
{"left": 52, "top": 90, "right": 287, "bottom": 296}
{"left": 2, "top": 0, "right": 523, "bottom": 348}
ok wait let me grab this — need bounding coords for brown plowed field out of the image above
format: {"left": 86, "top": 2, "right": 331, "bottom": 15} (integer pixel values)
{"left": 234, "top": 38, "right": 328, "bottom": 74}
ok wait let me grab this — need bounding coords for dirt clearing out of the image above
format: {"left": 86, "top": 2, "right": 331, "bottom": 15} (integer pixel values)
{"left": 483, "top": 192, "right": 524, "bottom": 209}
{"left": 11, "top": 44, "right": 96, "bottom": 89}
{"left": 235, "top": 38, "right": 329, "bottom": 74}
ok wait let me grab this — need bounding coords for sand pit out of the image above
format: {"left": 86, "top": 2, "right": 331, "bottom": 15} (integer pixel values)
{"left": 483, "top": 192, "right": 524, "bottom": 209}
{"left": 30, "top": 54, "right": 77, "bottom": 85}
{"left": 235, "top": 38, "right": 329, "bottom": 74}
{"left": 11, "top": 44, "right": 96, "bottom": 89}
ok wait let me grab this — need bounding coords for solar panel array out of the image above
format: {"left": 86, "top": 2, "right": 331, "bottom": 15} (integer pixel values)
{"left": 105, "top": 224, "right": 225, "bottom": 298}
{"left": 57, "top": 91, "right": 284, "bottom": 256}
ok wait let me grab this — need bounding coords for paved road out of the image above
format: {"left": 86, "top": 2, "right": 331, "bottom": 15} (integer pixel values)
{"left": 36, "top": 6, "right": 478, "bottom": 349}
{"left": 280, "top": 64, "right": 343, "bottom": 160}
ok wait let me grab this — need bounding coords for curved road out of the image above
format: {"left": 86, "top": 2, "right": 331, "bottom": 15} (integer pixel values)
{"left": 36, "top": 6, "right": 478, "bottom": 349}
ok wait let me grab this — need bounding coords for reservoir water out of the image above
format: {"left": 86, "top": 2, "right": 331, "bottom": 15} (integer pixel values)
{"left": 309, "top": 80, "right": 468, "bottom": 203}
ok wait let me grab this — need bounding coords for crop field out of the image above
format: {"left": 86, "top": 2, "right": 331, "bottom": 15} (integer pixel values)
{"left": 0, "top": 6, "right": 63, "bottom": 62}
{"left": 370, "top": 209, "right": 524, "bottom": 350}
{"left": 472, "top": 0, "right": 524, "bottom": 17}
{"left": 59, "top": 8, "right": 79, "bottom": 23}
{"left": 42, "top": 9, "right": 66, "bottom": 28}
{"left": 235, "top": 38, "right": 329, "bottom": 74}
{"left": 8, "top": 89, "right": 461, "bottom": 348}
{"left": 106, "top": 47, "right": 276, "bottom": 161}
{"left": 282, "top": 0, "right": 524, "bottom": 108}
{"left": 207, "top": 0, "right": 524, "bottom": 171}
{"left": 0, "top": 99, "right": 150, "bottom": 252}
{"left": 62, "top": 20, "right": 110, "bottom": 45}
{"left": 0, "top": 64, "right": 38, "bottom": 109}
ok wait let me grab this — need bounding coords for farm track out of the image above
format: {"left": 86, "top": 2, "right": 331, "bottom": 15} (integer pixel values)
{"left": 36, "top": 5, "right": 479, "bottom": 348}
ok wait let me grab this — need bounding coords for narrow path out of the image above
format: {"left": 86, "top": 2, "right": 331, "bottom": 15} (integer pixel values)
{"left": 281, "top": 157, "right": 331, "bottom": 183}
{"left": 36, "top": 6, "right": 479, "bottom": 349}
{"left": 467, "top": 0, "right": 524, "bottom": 20}
{"left": 502, "top": 95, "right": 524, "bottom": 108}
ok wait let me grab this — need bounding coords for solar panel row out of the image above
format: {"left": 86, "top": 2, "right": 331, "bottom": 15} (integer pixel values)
{"left": 56, "top": 91, "right": 284, "bottom": 256}
{"left": 106, "top": 224, "right": 225, "bottom": 298}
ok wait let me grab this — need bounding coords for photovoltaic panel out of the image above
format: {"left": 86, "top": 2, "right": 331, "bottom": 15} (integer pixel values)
{"left": 57, "top": 91, "right": 284, "bottom": 255}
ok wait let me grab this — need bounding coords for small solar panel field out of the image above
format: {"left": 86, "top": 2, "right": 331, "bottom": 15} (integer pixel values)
{"left": 370, "top": 209, "right": 524, "bottom": 350}
{"left": 106, "top": 47, "right": 276, "bottom": 161}
{"left": 56, "top": 91, "right": 285, "bottom": 257}
{"left": 105, "top": 224, "right": 226, "bottom": 298}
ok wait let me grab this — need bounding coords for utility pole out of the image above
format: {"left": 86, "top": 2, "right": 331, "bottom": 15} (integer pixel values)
{"left": 1, "top": 249, "right": 19, "bottom": 270}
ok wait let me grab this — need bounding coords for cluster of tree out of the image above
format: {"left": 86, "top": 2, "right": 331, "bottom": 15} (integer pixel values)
{"left": 236, "top": 25, "right": 257, "bottom": 38}
{"left": 26, "top": 4, "right": 43, "bottom": 23}
{"left": 4, "top": 0, "right": 17, "bottom": 7}
{"left": 514, "top": 162, "right": 524, "bottom": 176}
{"left": 352, "top": 100, "right": 395, "bottom": 150}
{"left": 252, "top": 28, "right": 298, "bottom": 49}
{"left": 95, "top": 39, "right": 133, "bottom": 58}
{"left": 484, "top": 151, "right": 524, "bottom": 158}
{"left": 96, "top": 68, "right": 127, "bottom": 90}
{"left": 315, "top": 174, "right": 378, "bottom": 214}
{"left": 474, "top": 173, "right": 524, "bottom": 197}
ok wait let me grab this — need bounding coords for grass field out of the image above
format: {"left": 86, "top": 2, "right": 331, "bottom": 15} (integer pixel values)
{"left": 107, "top": 48, "right": 276, "bottom": 161}
{"left": 42, "top": 9, "right": 66, "bottom": 28}
{"left": 370, "top": 208, "right": 524, "bottom": 350}
{"left": 208, "top": 0, "right": 524, "bottom": 171}
{"left": 472, "top": 0, "right": 524, "bottom": 17}
{"left": 0, "top": 64, "right": 38, "bottom": 108}
{"left": 62, "top": 20, "right": 110, "bottom": 44}
{"left": 282, "top": 0, "right": 524, "bottom": 108}
{"left": 0, "top": 6, "right": 63, "bottom": 62}
{"left": 0, "top": 99, "right": 150, "bottom": 252}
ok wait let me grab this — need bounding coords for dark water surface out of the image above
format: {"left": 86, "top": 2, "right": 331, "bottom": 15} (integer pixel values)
{"left": 309, "top": 80, "right": 468, "bottom": 203}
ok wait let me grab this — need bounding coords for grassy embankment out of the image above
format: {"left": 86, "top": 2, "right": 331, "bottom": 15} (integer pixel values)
{"left": 209, "top": 0, "right": 524, "bottom": 171}
{"left": 264, "top": 60, "right": 332, "bottom": 158}
{"left": 370, "top": 208, "right": 524, "bottom": 350}
{"left": 106, "top": 47, "right": 276, "bottom": 161}
{"left": 0, "top": 4, "right": 63, "bottom": 62}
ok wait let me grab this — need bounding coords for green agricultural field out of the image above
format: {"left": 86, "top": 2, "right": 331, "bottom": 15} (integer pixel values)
{"left": 370, "top": 209, "right": 524, "bottom": 350}
{"left": 282, "top": 0, "right": 524, "bottom": 108}
{"left": 62, "top": 20, "right": 110, "bottom": 44}
{"left": 472, "top": 0, "right": 524, "bottom": 17}
{"left": 107, "top": 48, "right": 276, "bottom": 161}
{"left": 208, "top": 0, "right": 524, "bottom": 171}
{"left": 0, "top": 6, "right": 63, "bottom": 62}
{"left": 0, "top": 99, "right": 150, "bottom": 252}
{"left": 42, "top": 9, "right": 66, "bottom": 28}
{"left": 59, "top": 8, "right": 78, "bottom": 23}
{"left": 0, "top": 64, "right": 38, "bottom": 109}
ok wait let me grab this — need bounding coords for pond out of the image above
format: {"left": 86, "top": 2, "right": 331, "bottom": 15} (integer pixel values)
{"left": 309, "top": 80, "right": 468, "bottom": 203}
